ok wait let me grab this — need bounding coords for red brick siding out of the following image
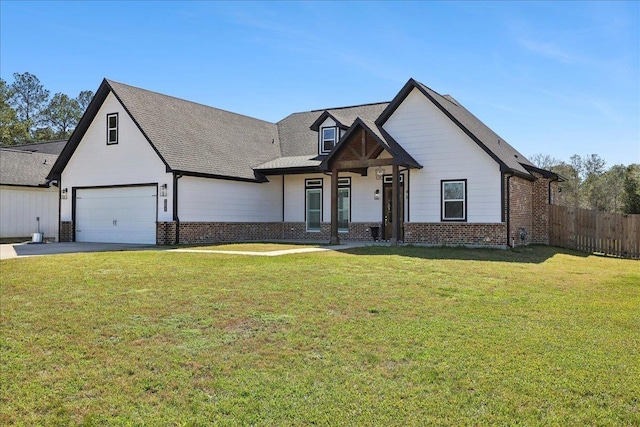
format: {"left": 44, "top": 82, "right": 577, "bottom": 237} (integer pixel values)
{"left": 508, "top": 175, "right": 533, "bottom": 246}
{"left": 60, "top": 221, "right": 73, "bottom": 242}
{"left": 404, "top": 223, "right": 507, "bottom": 246}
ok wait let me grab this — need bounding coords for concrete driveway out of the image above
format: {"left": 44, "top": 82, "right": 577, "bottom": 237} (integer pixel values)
{"left": 0, "top": 242, "right": 156, "bottom": 260}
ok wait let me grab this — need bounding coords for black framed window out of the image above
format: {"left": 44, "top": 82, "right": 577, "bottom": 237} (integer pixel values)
{"left": 320, "top": 127, "right": 336, "bottom": 154}
{"left": 107, "top": 113, "right": 118, "bottom": 145}
{"left": 441, "top": 179, "right": 467, "bottom": 221}
{"left": 305, "top": 179, "right": 323, "bottom": 232}
{"left": 338, "top": 177, "right": 351, "bottom": 232}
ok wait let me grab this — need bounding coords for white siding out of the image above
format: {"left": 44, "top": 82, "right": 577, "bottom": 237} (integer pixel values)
{"left": 179, "top": 175, "right": 282, "bottom": 222}
{"left": 383, "top": 88, "right": 503, "bottom": 223}
{"left": 283, "top": 172, "right": 397, "bottom": 223}
{"left": 60, "top": 92, "right": 173, "bottom": 222}
{"left": 0, "top": 186, "right": 58, "bottom": 240}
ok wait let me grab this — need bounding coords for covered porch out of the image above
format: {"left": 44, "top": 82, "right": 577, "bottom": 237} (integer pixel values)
{"left": 321, "top": 118, "right": 422, "bottom": 246}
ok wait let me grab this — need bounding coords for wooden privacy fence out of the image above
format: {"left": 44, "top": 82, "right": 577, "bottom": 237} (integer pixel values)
{"left": 549, "top": 205, "right": 640, "bottom": 259}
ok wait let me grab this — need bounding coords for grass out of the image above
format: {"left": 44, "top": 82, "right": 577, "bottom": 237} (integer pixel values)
{"left": 1, "top": 245, "right": 638, "bottom": 425}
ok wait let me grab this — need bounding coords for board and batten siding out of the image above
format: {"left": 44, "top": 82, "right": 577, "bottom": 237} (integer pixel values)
{"left": 179, "top": 175, "right": 282, "bottom": 222}
{"left": 0, "top": 186, "right": 58, "bottom": 240}
{"left": 60, "top": 92, "right": 173, "bottom": 223}
{"left": 383, "top": 88, "right": 503, "bottom": 223}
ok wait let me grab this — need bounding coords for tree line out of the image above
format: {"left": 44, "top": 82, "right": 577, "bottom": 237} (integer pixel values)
{"left": 1, "top": 72, "right": 93, "bottom": 145}
{"left": 531, "top": 153, "right": 640, "bottom": 215}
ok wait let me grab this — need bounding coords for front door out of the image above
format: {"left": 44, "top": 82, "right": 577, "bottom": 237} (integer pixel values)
{"left": 382, "top": 175, "right": 404, "bottom": 241}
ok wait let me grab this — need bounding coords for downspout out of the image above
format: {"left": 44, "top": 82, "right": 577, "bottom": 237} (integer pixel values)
{"left": 173, "top": 172, "right": 183, "bottom": 245}
{"left": 548, "top": 176, "right": 559, "bottom": 204}
{"left": 506, "top": 172, "right": 514, "bottom": 248}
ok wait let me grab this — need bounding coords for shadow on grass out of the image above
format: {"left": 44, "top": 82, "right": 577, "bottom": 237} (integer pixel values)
{"left": 338, "top": 244, "right": 589, "bottom": 264}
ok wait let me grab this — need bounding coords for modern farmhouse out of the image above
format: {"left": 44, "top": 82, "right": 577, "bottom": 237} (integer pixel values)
{"left": 47, "top": 78, "right": 559, "bottom": 246}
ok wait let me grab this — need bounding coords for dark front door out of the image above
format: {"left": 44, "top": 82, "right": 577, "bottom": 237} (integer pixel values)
{"left": 383, "top": 177, "right": 404, "bottom": 241}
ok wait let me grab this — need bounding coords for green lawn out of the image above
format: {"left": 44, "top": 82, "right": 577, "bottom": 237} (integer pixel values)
{"left": 1, "top": 245, "right": 638, "bottom": 426}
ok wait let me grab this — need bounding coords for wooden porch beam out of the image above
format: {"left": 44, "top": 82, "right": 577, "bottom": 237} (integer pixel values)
{"left": 332, "top": 158, "right": 395, "bottom": 170}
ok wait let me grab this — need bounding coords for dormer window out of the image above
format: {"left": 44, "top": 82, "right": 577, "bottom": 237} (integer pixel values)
{"left": 320, "top": 127, "right": 336, "bottom": 154}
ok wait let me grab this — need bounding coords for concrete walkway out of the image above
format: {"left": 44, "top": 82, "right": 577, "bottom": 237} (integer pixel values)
{"left": 0, "top": 241, "right": 374, "bottom": 260}
{"left": 0, "top": 242, "right": 157, "bottom": 260}
{"left": 169, "top": 242, "right": 367, "bottom": 257}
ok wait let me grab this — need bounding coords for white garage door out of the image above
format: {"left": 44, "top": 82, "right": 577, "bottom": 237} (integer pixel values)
{"left": 75, "top": 186, "right": 157, "bottom": 244}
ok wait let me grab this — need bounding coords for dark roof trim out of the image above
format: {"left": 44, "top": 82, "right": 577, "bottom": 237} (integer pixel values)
{"left": 258, "top": 166, "right": 322, "bottom": 176}
{"left": 172, "top": 169, "right": 268, "bottom": 183}
{"left": 522, "top": 164, "right": 563, "bottom": 181}
{"left": 309, "top": 111, "right": 350, "bottom": 132}
{"left": 47, "top": 79, "right": 172, "bottom": 181}
{"left": 320, "top": 118, "right": 422, "bottom": 171}
{"left": 0, "top": 183, "right": 52, "bottom": 189}
{"left": 375, "top": 78, "right": 519, "bottom": 176}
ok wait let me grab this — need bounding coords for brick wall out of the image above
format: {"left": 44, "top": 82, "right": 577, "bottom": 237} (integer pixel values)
{"left": 506, "top": 172, "right": 557, "bottom": 246}
{"left": 404, "top": 223, "right": 507, "bottom": 246}
{"left": 156, "top": 222, "right": 177, "bottom": 245}
{"left": 507, "top": 175, "right": 533, "bottom": 246}
{"left": 60, "top": 221, "right": 73, "bottom": 242}
{"left": 531, "top": 172, "right": 551, "bottom": 244}
{"left": 281, "top": 222, "right": 380, "bottom": 242}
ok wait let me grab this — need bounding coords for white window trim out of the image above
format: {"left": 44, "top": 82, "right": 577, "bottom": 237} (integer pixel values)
{"left": 107, "top": 113, "right": 118, "bottom": 145}
{"left": 441, "top": 180, "right": 467, "bottom": 221}
{"left": 320, "top": 126, "right": 336, "bottom": 155}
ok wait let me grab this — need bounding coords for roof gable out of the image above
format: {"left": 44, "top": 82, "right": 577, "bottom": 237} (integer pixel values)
{"left": 50, "top": 79, "right": 281, "bottom": 182}
{"left": 320, "top": 118, "right": 421, "bottom": 171}
{"left": 376, "top": 78, "right": 536, "bottom": 179}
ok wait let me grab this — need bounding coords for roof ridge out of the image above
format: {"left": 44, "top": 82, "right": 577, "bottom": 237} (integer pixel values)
{"left": 8, "top": 139, "right": 67, "bottom": 147}
{"left": 105, "top": 79, "right": 278, "bottom": 125}
{"left": 308, "top": 101, "right": 389, "bottom": 113}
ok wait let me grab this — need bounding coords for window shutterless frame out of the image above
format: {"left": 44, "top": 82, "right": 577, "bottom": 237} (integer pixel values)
{"left": 106, "top": 113, "right": 118, "bottom": 145}
{"left": 441, "top": 179, "right": 467, "bottom": 221}
{"left": 305, "top": 178, "right": 323, "bottom": 232}
{"left": 320, "top": 127, "right": 336, "bottom": 155}
{"left": 338, "top": 177, "right": 351, "bottom": 233}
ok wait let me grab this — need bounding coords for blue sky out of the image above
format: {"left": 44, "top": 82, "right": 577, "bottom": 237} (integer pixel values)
{"left": 2, "top": 1, "right": 638, "bottom": 166}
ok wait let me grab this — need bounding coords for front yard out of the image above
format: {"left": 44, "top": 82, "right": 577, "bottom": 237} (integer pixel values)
{"left": 1, "top": 245, "right": 638, "bottom": 425}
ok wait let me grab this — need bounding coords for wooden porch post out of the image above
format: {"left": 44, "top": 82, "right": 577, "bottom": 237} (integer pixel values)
{"left": 390, "top": 163, "right": 400, "bottom": 246}
{"left": 330, "top": 168, "right": 340, "bottom": 245}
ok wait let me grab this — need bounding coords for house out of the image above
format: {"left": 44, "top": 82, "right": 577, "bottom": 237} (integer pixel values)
{"left": 0, "top": 141, "right": 65, "bottom": 241}
{"left": 47, "top": 78, "right": 559, "bottom": 247}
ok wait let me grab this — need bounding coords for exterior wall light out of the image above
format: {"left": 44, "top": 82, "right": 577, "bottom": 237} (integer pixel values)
{"left": 375, "top": 167, "right": 385, "bottom": 180}
{"left": 160, "top": 184, "right": 168, "bottom": 197}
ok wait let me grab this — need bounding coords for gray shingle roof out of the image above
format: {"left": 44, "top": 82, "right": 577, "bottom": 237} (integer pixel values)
{"left": 7, "top": 140, "right": 67, "bottom": 155}
{"left": 51, "top": 78, "right": 545, "bottom": 182}
{"left": 0, "top": 149, "right": 58, "bottom": 186}
{"left": 277, "top": 103, "right": 389, "bottom": 157}
{"left": 107, "top": 80, "right": 281, "bottom": 181}
{"left": 255, "top": 155, "right": 322, "bottom": 171}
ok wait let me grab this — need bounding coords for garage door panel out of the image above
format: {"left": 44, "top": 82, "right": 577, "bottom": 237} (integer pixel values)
{"left": 75, "top": 186, "right": 157, "bottom": 244}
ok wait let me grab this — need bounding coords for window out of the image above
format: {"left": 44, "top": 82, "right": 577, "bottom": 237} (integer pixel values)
{"left": 338, "top": 177, "right": 351, "bottom": 232}
{"left": 305, "top": 179, "right": 323, "bottom": 232}
{"left": 442, "top": 180, "right": 466, "bottom": 221}
{"left": 107, "top": 113, "right": 118, "bottom": 145}
{"left": 320, "top": 127, "right": 336, "bottom": 154}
